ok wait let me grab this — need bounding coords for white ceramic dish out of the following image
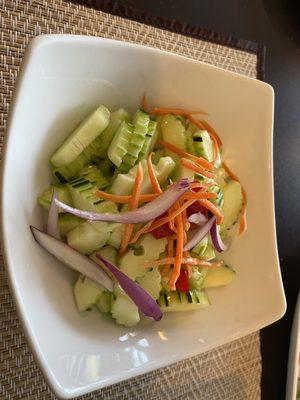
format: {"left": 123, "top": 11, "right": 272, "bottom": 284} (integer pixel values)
{"left": 1, "top": 35, "right": 286, "bottom": 399}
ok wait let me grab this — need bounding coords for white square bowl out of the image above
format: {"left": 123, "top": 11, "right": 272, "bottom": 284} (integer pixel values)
{"left": 1, "top": 35, "right": 286, "bottom": 399}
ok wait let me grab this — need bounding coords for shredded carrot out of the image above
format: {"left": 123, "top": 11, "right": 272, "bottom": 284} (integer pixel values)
{"left": 94, "top": 189, "right": 159, "bottom": 203}
{"left": 222, "top": 162, "right": 247, "bottom": 235}
{"left": 147, "top": 152, "right": 162, "bottom": 193}
{"left": 181, "top": 203, "right": 190, "bottom": 233}
{"left": 158, "top": 140, "right": 214, "bottom": 171}
{"left": 169, "top": 212, "right": 184, "bottom": 290}
{"left": 181, "top": 158, "right": 215, "bottom": 179}
{"left": 198, "top": 199, "right": 224, "bottom": 225}
{"left": 141, "top": 92, "right": 148, "bottom": 111}
{"left": 149, "top": 107, "right": 208, "bottom": 116}
{"left": 161, "top": 238, "right": 174, "bottom": 277}
{"left": 222, "top": 161, "right": 239, "bottom": 181}
{"left": 119, "top": 163, "right": 143, "bottom": 255}
{"left": 168, "top": 204, "right": 177, "bottom": 233}
{"left": 186, "top": 114, "right": 222, "bottom": 146}
{"left": 143, "top": 199, "right": 196, "bottom": 235}
{"left": 181, "top": 191, "right": 217, "bottom": 200}
{"left": 144, "top": 257, "right": 223, "bottom": 268}
{"left": 189, "top": 181, "right": 215, "bottom": 190}
{"left": 128, "top": 220, "right": 153, "bottom": 245}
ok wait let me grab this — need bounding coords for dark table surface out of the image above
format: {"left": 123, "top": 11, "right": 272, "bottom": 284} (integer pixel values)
{"left": 119, "top": 0, "right": 300, "bottom": 398}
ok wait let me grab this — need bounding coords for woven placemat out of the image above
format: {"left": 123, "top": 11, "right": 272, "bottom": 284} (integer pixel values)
{"left": 0, "top": 1, "right": 263, "bottom": 399}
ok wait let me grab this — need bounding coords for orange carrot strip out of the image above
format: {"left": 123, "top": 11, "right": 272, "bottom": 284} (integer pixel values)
{"left": 119, "top": 163, "right": 143, "bottom": 255}
{"left": 181, "top": 158, "right": 215, "bottom": 179}
{"left": 199, "top": 119, "right": 222, "bottom": 146}
{"left": 149, "top": 107, "right": 208, "bottom": 116}
{"left": 222, "top": 161, "right": 239, "bottom": 181}
{"left": 186, "top": 115, "right": 222, "bottom": 146}
{"left": 158, "top": 140, "right": 214, "bottom": 171}
{"left": 186, "top": 115, "right": 221, "bottom": 161}
{"left": 129, "top": 221, "right": 153, "bottom": 245}
{"left": 161, "top": 238, "right": 174, "bottom": 277}
{"left": 169, "top": 212, "right": 184, "bottom": 290}
{"left": 168, "top": 204, "right": 177, "bottom": 233}
{"left": 198, "top": 199, "right": 224, "bottom": 225}
{"left": 144, "top": 257, "right": 223, "bottom": 268}
{"left": 147, "top": 152, "right": 162, "bottom": 193}
{"left": 181, "top": 191, "right": 217, "bottom": 200}
{"left": 94, "top": 190, "right": 159, "bottom": 203}
{"left": 143, "top": 199, "right": 196, "bottom": 234}
{"left": 222, "top": 162, "right": 247, "bottom": 235}
{"left": 189, "top": 181, "right": 215, "bottom": 190}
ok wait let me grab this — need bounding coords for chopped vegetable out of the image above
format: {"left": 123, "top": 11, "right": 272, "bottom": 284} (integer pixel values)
{"left": 35, "top": 103, "right": 244, "bottom": 327}
{"left": 183, "top": 216, "right": 216, "bottom": 251}
{"left": 210, "top": 220, "right": 229, "bottom": 252}
{"left": 119, "top": 162, "right": 144, "bottom": 255}
{"left": 30, "top": 227, "right": 113, "bottom": 292}
{"left": 55, "top": 179, "right": 190, "bottom": 223}
{"left": 180, "top": 158, "right": 215, "bottom": 179}
{"left": 147, "top": 152, "right": 162, "bottom": 194}
{"left": 96, "top": 253, "right": 163, "bottom": 321}
{"left": 157, "top": 140, "right": 214, "bottom": 171}
{"left": 149, "top": 107, "right": 208, "bottom": 116}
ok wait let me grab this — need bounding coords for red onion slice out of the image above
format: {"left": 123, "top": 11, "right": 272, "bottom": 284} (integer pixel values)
{"left": 183, "top": 216, "right": 216, "bottom": 251}
{"left": 55, "top": 179, "right": 189, "bottom": 224}
{"left": 47, "top": 190, "right": 60, "bottom": 240}
{"left": 210, "top": 220, "right": 228, "bottom": 252}
{"left": 96, "top": 253, "right": 163, "bottom": 321}
{"left": 30, "top": 226, "right": 113, "bottom": 292}
{"left": 188, "top": 212, "right": 208, "bottom": 226}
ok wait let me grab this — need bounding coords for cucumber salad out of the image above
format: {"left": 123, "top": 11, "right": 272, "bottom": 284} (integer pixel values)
{"left": 31, "top": 101, "right": 247, "bottom": 327}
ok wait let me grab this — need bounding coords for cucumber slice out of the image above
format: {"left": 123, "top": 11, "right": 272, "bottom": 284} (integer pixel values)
{"left": 109, "top": 156, "right": 175, "bottom": 195}
{"left": 188, "top": 268, "right": 208, "bottom": 290}
{"left": 138, "top": 120, "right": 158, "bottom": 161}
{"left": 214, "top": 166, "right": 230, "bottom": 188}
{"left": 208, "top": 185, "right": 224, "bottom": 208}
{"left": 157, "top": 289, "right": 210, "bottom": 312}
{"left": 136, "top": 267, "right": 162, "bottom": 300}
{"left": 119, "top": 234, "right": 167, "bottom": 280}
{"left": 67, "top": 221, "right": 111, "bottom": 255}
{"left": 161, "top": 114, "right": 186, "bottom": 161}
{"left": 51, "top": 105, "right": 110, "bottom": 168}
{"left": 118, "top": 109, "right": 150, "bottom": 171}
{"left": 202, "top": 265, "right": 236, "bottom": 288}
{"left": 66, "top": 200, "right": 117, "bottom": 254}
{"left": 107, "top": 121, "right": 133, "bottom": 167}
{"left": 90, "top": 245, "right": 117, "bottom": 266}
{"left": 192, "top": 130, "right": 214, "bottom": 162}
{"left": 192, "top": 235, "right": 208, "bottom": 257}
{"left": 220, "top": 180, "right": 243, "bottom": 232}
{"left": 111, "top": 290, "right": 140, "bottom": 327}
{"left": 38, "top": 183, "right": 72, "bottom": 211}
{"left": 107, "top": 224, "right": 125, "bottom": 249}
{"left": 52, "top": 109, "right": 127, "bottom": 182}
{"left": 97, "top": 108, "right": 129, "bottom": 158}
{"left": 58, "top": 213, "right": 83, "bottom": 237}
{"left": 78, "top": 164, "right": 110, "bottom": 189}
{"left": 67, "top": 177, "right": 118, "bottom": 213}
{"left": 74, "top": 275, "right": 110, "bottom": 312}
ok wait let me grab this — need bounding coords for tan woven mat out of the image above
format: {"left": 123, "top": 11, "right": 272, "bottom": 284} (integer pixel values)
{"left": 0, "top": 1, "right": 262, "bottom": 399}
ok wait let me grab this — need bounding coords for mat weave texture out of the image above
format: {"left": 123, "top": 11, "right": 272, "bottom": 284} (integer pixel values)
{"left": 1, "top": 1, "right": 262, "bottom": 399}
